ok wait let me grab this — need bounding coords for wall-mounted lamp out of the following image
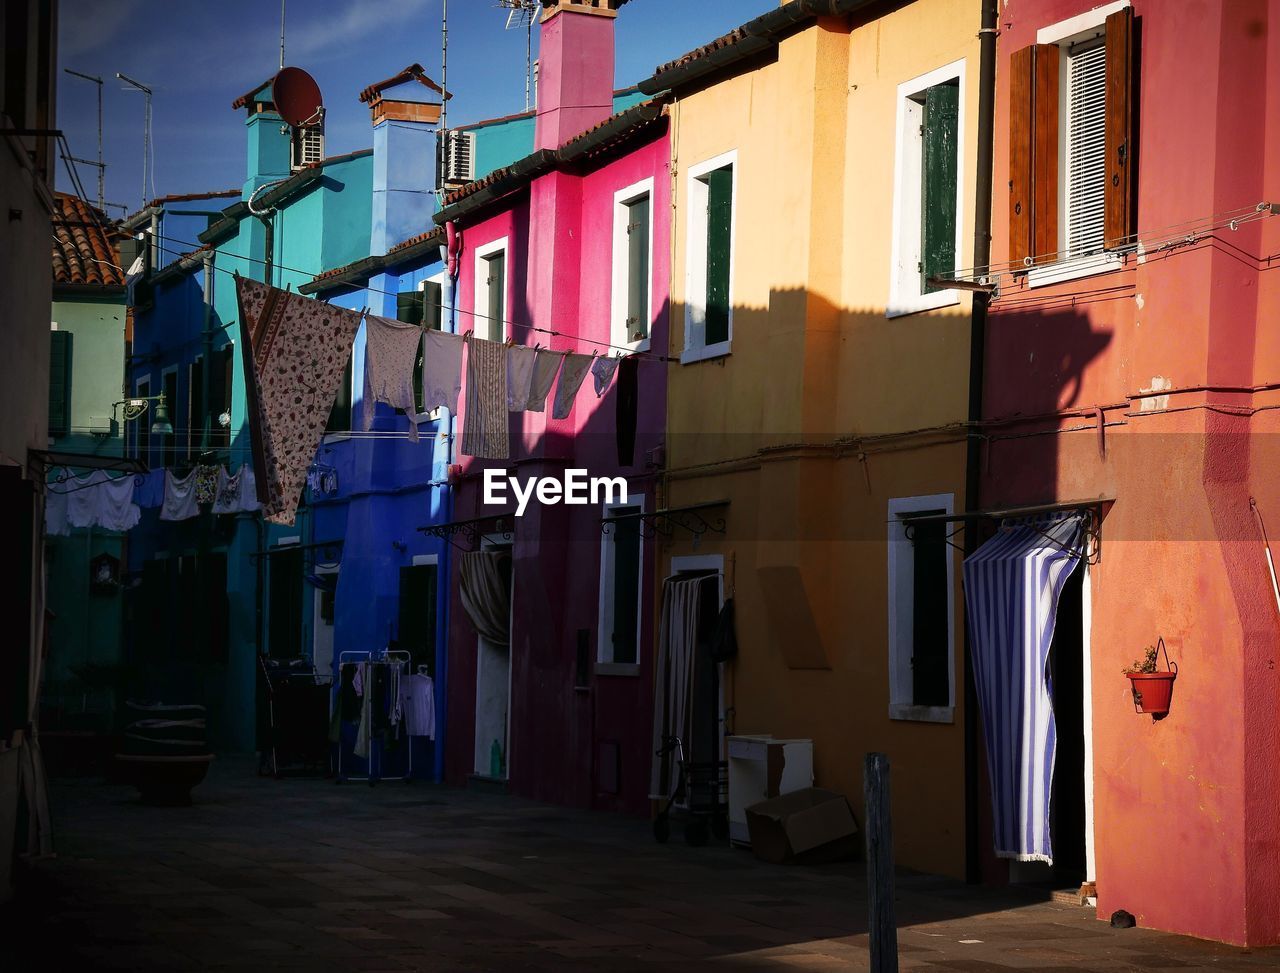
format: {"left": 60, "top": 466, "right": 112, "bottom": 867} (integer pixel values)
{"left": 113, "top": 391, "right": 173, "bottom": 436}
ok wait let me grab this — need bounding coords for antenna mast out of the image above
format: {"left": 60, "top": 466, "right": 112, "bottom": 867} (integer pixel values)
{"left": 64, "top": 68, "right": 106, "bottom": 210}
{"left": 279, "top": 0, "right": 287, "bottom": 69}
{"left": 498, "top": 0, "right": 537, "bottom": 112}
{"left": 116, "top": 72, "right": 153, "bottom": 208}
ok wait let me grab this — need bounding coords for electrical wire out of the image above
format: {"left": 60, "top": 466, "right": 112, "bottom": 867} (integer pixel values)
{"left": 149, "top": 234, "right": 678, "bottom": 363}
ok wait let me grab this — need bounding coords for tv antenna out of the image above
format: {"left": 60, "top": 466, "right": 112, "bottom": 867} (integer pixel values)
{"left": 497, "top": 0, "right": 537, "bottom": 112}
{"left": 63, "top": 69, "right": 106, "bottom": 211}
{"left": 116, "top": 72, "right": 154, "bottom": 208}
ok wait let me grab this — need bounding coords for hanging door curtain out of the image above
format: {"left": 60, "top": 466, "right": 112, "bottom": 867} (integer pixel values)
{"left": 648, "top": 574, "right": 711, "bottom": 801}
{"left": 962, "top": 515, "right": 1084, "bottom": 863}
{"left": 459, "top": 550, "right": 511, "bottom": 645}
{"left": 235, "top": 277, "right": 362, "bottom": 526}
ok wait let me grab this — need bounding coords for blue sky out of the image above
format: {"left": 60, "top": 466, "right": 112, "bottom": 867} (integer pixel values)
{"left": 56, "top": 0, "right": 775, "bottom": 214}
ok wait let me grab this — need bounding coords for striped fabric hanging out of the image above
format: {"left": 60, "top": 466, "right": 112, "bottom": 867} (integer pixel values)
{"left": 962, "top": 515, "right": 1084, "bottom": 863}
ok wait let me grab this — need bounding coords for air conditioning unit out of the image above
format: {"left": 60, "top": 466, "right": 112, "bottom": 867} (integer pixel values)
{"left": 291, "top": 124, "right": 325, "bottom": 171}
{"left": 444, "top": 129, "right": 475, "bottom": 184}
{"left": 87, "top": 416, "right": 114, "bottom": 437}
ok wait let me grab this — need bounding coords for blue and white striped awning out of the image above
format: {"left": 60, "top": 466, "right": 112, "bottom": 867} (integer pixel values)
{"left": 963, "top": 515, "right": 1084, "bottom": 864}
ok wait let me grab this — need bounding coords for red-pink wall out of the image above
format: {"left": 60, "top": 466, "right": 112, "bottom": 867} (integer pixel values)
{"left": 986, "top": 0, "right": 1280, "bottom": 945}
{"left": 444, "top": 126, "right": 671, "bottom": 815}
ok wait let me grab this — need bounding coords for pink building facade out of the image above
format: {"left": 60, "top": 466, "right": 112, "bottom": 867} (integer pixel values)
{"left": 436, "top": 0, "right": 671, "bottom": 814}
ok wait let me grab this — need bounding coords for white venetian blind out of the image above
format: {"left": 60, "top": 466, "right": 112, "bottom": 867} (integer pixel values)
{"left": 1065, "top": 41, "right": 1107, "bottom": 257}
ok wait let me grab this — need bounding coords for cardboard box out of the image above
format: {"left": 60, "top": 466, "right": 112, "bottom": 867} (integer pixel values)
{"left": 744, "top": 788, "right": 860, "bottom": 864}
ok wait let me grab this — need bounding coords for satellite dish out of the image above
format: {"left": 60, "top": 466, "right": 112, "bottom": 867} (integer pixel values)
{"left": 272, "top": 67, "right": 323, "bottom": 127}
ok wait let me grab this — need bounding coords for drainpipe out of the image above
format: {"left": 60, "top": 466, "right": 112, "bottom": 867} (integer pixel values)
{"left": 257, "top": 214, "right": 275, "bottom": 286}
{"left": 963, "top": 0, "right": 999, "bottom": 886}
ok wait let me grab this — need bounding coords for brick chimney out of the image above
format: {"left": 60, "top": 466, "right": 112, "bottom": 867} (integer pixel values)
{"left": 534, "top": 0, "right": 624, "bottom": 151}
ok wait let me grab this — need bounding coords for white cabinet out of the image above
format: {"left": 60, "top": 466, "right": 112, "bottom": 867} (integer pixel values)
{"left": 726, "top": 735, "right": 814, "bottom": 846}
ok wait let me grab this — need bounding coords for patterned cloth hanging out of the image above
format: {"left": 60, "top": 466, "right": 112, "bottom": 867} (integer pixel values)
{"left": 461, "top": 336, "right": 509, "bottom": 459}
{"left": 235, "top": 277, "right": 363, "bottom": 526}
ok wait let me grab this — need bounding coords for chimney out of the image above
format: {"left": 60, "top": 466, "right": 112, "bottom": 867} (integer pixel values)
{"left": 534, "top": 0, "right": 623, "bottom": 151}
{"left": 235, "top": 80, "right": 292, "bottom": 192}
{"left": 359, "top": 65, "right": 447, "bottom": 254}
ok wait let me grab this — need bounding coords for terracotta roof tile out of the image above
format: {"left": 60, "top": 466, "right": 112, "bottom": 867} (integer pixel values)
{"left": 358, "top": 63, "right": 449, "bottom": 104}
{"left": 651, "top": 26, "right": 748, "bottom": 78}
{"left": 231, "top": 75, "right": 275, "bottom": 110}
{"left": 51, "top": 193, "right": 126, "bottom": 288}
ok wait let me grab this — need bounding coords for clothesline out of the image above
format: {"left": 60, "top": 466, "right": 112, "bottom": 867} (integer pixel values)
{"left": 153, "top": 236, "right": 680, "bottom": 363}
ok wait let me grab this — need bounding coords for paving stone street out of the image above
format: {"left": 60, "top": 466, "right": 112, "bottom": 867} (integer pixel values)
{"left": 4, "top": 759, "right": 1276, "bottom": 972}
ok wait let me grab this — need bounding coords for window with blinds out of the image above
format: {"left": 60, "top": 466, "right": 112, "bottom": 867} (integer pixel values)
{"left": 1064, "top": 41, "right": 1107, "bottom": 258}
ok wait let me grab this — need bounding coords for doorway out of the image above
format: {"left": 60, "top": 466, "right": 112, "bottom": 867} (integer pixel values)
{"left": 472, "top": 542, "right": 512, "bottom": 780}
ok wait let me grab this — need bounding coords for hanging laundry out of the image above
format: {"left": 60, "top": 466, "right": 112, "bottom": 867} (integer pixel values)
{"left": 194, "top": 464, "right": 223, "bottom": 506}
{"left": 506, "top": 345, "right": 537, "bottom": 412}
{"left": 616, "top": 354, "right": 639, "bottom": 467}
{"left": 399, "top": 673, "right": 436, "bottom": 740}
{"left": 96, "top": 472, "right": 142, "bottom": 532}
{"left": 44, "top": 472, "right": 71, "bottom": 537}
{"left": 591, "top": 354, "right": 620, "bottom": 396}
{"left": 66, "top": 470, "right": 109, "bottom": 529}
{"left": 212, "top": 464, "right": 262, "bottom": 514}
{"left": 551, "top": 353, "right": 594, "bottom": 420}
{"left": 362, "top": 314, "right": 422, "bottom": 441}
{"left": 160, "top": 469, "right": 199, "bottom": 522}
{"left": 134, "top": 468, "right": 165, "bottom": 509}
{"left": 421, "top": 328, "right": 464, "bottom": 414}
{"left": 525, "top": 348, "right": 565, "bottom": 412}
{"left": 235, "top": 276, "right": 362, "bottom": 526}
{"left": 461, "top": 336, "right": 509, "bottom": 459}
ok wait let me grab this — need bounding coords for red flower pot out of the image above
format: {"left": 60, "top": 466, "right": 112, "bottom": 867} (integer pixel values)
{"left": 1127, "top": 670, "right": 1176, "bottom": 716}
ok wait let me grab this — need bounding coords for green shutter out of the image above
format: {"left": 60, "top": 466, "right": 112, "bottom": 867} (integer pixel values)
{"left": 705, "top": 167, "right": 732, "bottom": 346}
{"left": 486, "top": 253, "right": 505, "bottom": 342}
{"left": 920, "top": 82, "right": 959, "bottom": 293}
{"left": 626, "top": 197, "right": 650, "bottom": 340}
{"left": 397, "top": 289, "right": 424, "bottom": 325}
{"left": 611, "top": 508, "right": 641, "bottom": 665}
{"left": 424, "top": 281, "right": 443, "bottom": 332}
{"left": 48, "top": 330, "right": 73, "bottom": 438}
{"left": 327, "top": 362, "right": 352, "bottom": 432}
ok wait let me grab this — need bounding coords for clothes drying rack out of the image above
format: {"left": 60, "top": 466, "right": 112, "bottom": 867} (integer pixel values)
{"left": 336, "top": 649, "right": 414, "bottom": 785}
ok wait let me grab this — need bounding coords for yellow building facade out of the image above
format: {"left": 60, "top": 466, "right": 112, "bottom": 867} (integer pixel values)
{"left": 646, "top": 0, "right": 981, "bottom": 876}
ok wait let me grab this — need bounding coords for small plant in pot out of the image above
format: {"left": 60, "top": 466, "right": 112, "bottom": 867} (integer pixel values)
{"left": 1123, "top": 637, "right": 1177, "bottom": 719}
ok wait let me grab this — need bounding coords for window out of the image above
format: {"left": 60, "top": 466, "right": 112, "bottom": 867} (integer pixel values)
{"left": 268, "top": 544, "right": 304, "bottom": 660}
{"left": 48, "top": 329, "right": 73, "bottom": 439}
{"left": 598, "top": 500, "right": 643, "bottom": 673}
{"left": 187, "top": 357, "right": 204, "bottom": 460}
{"left": 209, "top": 345, "right": 234, "bottom": 449}
{"left": 611, "top": 179, "right": 654, "bottom": 351}
{"left": 889, "top": 62, "right": 965, "bottom": 317}
{"left": 887, "top": 494, "right": 956, "bottom": 723}
{"left": 398, "top": 559, "right": 438, "bottom": 674}
{"left": 400, "top": 275, "right": 445, "bottom": 415}
{"left": 683, "top": 152, "right": 736, "bottom": 363}
{"left": 1010, "top": 2, "right": 1135, "bottom": 282}
{"left": 475, "top": 238, "right": 508, "bottom": 342}
{"left": 327, "top": 357, "right": 353, "bottom": 433}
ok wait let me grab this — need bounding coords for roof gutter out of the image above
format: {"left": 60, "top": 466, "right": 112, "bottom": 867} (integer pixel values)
{"left": 637, "top": 0, "right": 878, "bottom": 95}
{"left": 198, "top": 167, "right": 325, "bottom": 245}
{"left": 436, "top": 100, "right": 667, "bottom": 225}
{"left": 298, "top": 230, "right": 445, "bottom": 296}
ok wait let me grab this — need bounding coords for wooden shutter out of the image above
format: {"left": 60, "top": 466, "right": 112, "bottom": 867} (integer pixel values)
{"left": 705, "top": 167, "right": 732, "bottom": 346}
{"left": 1104, "top": 6, "right": 1135, "bottom": 248}
{"left": 1008, "top": 44, "right": 1060, "bottom": 266}
{"left": 188, "top": 358, "right": 204, "bottom": 458}
{"left": 424, "top": 281, "right": 443, "bottom": 332}
{"left": 626, "top": 197, "right": 650, "bottom": 340}
{"left": 48, "top": 330, "right": 73, "bottom": 438}
{"left": 921, "top": 82, "right": 959, "bottom": 292}
{"left": 486, "top": 253, "right": 505, "bottom": 342}
{"left": 396, "top": 289, "right": 424, "bottom": 325}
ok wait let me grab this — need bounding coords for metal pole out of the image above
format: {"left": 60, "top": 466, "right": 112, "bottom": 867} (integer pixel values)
{"left": 280, "top": 0, "right": 287, "bottom": 69}
{"left": 864, "top": 753, "right": 898, "bottom": 973}
{"left": 116, "top": 72, "right": 153, "bottom": 208}
{"left": 64, "top": 69, "right": 106, "bottom": 210}
{"left": 440, "top": 0, "right": 448, "bottom": 188}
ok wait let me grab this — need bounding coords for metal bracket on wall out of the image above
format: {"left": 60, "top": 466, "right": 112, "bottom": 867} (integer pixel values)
{"left": 418, "top": 514, "right": 514, "bottom": 552}
{"left": 901, "top": 498, "right": 1111, "bottom": 565}
{"left": 601, "top": 500, "right": 729, "bottom": 545}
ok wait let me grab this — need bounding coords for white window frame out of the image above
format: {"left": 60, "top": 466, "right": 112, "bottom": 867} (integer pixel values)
{"left": 474, "top": 236, "right": 509, "bottom": 342}
{"left": 886, "top": 493, "right": 956, "bottom": 724}
{"left": 682, "top": 150, "right": 737, "bottom": 364}
{"left": 412, "top": 271, "right": 448, "bottom": 423}
{"left": 597, "top": 496, "right": 644, "bottom": 676}
{"left": 887, "top": 60, "right": 966, "bottom": 319}
{"left": 1026, "top": 0, "right": 1129, "bottom": 289}
{"left": 611, "top": 177, "right": 655, "bottom": 354}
